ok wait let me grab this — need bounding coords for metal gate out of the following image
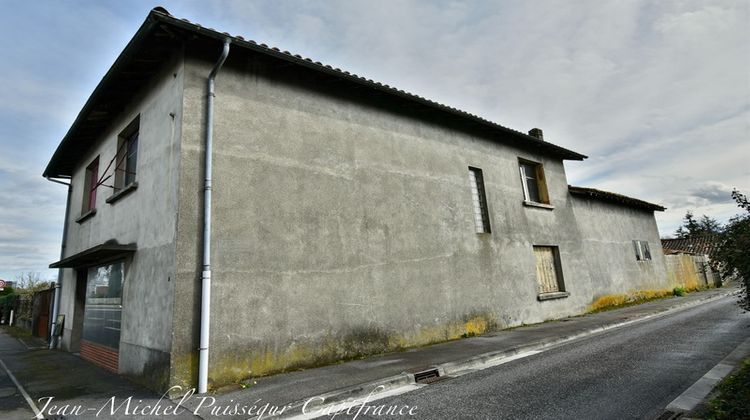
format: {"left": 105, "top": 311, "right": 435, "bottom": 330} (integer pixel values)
{"left": 33, "top": 288, "right": 53, "bottom": 339}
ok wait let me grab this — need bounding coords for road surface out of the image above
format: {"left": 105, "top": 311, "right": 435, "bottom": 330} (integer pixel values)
{"left": 334, "top": 296, "right": 749, "bottom": 419}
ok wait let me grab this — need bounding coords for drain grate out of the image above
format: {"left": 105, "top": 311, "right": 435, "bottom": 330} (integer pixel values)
{"left": 418, "top": 374, "right": 451, "bottom": 385}
{"left": 413, "top": 368, "right": 440, "bottom": 384}
{"left": 655, "top": 410, "right": 680, "bottom": 420}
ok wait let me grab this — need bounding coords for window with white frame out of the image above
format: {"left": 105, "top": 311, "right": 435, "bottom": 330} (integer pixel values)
{"left": 519, "top": 159, "right": 550, "bottom": 204}
{"left": 468, "top": 167, "right": 491, "bottom": 233}
{"left": 633, "top": 240, "right": 652, "bottom": 261}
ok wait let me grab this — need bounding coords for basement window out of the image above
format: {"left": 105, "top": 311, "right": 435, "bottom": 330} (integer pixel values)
{"left": 468, "top": 167, "right": 491, "bottom": 233}
{"left": 534, "top": 246, "right": 569, "bottom": 300}
{"left": 519, "top": 159, "right": 550, "bottom": 205}
{"left": 633, "top": 240, "right": 652, "bottom": 261}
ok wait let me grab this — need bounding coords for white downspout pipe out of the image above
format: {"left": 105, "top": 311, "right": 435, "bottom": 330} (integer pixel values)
{"left": 198, "top": 38, "right": 231, "bottom": 394}
{"left": 45, "top": 177, "right": 71, "bottom": 349}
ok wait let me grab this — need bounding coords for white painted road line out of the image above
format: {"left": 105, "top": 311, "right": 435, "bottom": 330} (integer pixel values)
{"left": 446, "top": 350, "right": 543, "bottom": 377}
{"left": 0, "top": 356, "right": 43, "bottom": 419}
{"left": 666, "top": 336, "right": 750, "bottom": 413}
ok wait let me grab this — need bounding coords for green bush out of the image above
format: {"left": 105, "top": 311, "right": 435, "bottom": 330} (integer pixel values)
{"left": 0, "top": 291, "right": 18, "bottom": 322}
{"left": 673, "top": 286, "right": 686, "bottom": 296}
{"left": 710, "top": 190, "right": 750, "bottom": 310}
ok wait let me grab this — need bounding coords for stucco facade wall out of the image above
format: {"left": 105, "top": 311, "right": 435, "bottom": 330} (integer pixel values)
{"left": 570, "top": 196, "right": 670, "bottom": 299}
{"left": 171, "top": 51, "right": 667, "bottom": 388}
{"left": 57, "top": 52, "right": 184, "bottom": 389}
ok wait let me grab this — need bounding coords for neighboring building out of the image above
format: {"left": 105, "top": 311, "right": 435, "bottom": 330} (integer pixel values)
{"left": 44, "top": 8, "right": 670, "bottom": 392}
{"left": 662, "top": 235, "right": 722, "bottom": 288}
{"left": 661, "top": 234, "right": 721, "bottom": 257}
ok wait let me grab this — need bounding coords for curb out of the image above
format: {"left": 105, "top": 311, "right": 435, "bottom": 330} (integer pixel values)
{"left": 665, "top": 336, "right": 750, "bottom": 416}
{"left": 272, "top": 289, "right": 738, "bottom": 419}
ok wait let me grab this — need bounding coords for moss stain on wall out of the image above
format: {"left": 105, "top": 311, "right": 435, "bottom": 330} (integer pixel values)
{"left": 200, "top": 312, "right": 498, "bottom": 389}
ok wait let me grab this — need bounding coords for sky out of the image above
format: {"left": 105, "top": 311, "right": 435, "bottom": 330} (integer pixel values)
{"left": 0, "top": 0, "right": 748, "bottom": 282}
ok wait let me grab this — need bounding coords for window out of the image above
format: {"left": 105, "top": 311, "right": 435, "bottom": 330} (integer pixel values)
{"left": 82, "top": 157, "right": 99, "bottom": 212}
{"left": 115, "top": 117, "right": 139, "bottom": 191}
{"left": 82, "top": 261, "right": 125, "bottom": 351}
{"left": 633, "top": 240, "right": 652, "bottom": 261}
{"left": 468, "top": 167, "right": 491, "bottom": 233}
{"left": 519, "top": 160, "right": 550, "bottom": 204}
{"left": 80, "top": 261, "right": 125, "bottom": 372}
{"left": 533, "top": 246, "right": 567, "bottom": 298}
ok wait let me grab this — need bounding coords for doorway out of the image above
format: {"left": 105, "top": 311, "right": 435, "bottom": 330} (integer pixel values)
{"left": 79, "top": 261, "right": 124, "bottom": 373}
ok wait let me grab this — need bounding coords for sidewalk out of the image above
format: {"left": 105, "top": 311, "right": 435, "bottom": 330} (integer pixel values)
{"left": 0, "top": 287, "right": 738, "bottom": 419}
{"left": 0, "top": 330, "right": 198, "bottom": 420}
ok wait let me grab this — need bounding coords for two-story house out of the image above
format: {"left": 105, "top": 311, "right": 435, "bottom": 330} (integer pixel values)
{"left": 44, "top": 8, "right": 668, "bottom": 392}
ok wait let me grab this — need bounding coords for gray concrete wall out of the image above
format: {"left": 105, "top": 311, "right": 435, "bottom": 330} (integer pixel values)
{"left": 570, "top": 196, "right": 670, "bottom": 299}
{"left": 57, "top": 52, "right": 184, "bottom": 390}
{"left": 172, "top": 50, "right": 669, "bottom": 388}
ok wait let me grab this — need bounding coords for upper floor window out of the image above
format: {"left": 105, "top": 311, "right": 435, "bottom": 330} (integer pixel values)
{"left": 83, "top": 157, "right": 99, "bottom": 213}
{"left": 633, "top": 240, "right": 652, "bottom": 261}
{"left": 115, "top": 117, "right": 139, "bottom": 191}
{"left": 468, "top": 167, "right": 491, "bottom": 233}
{"left": 519, "top": 159, "right": 550, "bottom": 204}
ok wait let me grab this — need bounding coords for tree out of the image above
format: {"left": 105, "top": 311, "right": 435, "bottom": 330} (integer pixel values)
{"left": 675, "top": 211, "right": 723, "bottom": 238}
{"left": 14, "top": 272, "right": 50, "bottom": 294}
{"left": 711, "top": 190, "right": 750, "bottom": 310}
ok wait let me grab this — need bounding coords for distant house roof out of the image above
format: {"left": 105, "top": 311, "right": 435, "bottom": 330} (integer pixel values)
{"left": 43, "top": 7, "right": 586, "bottom": 179}
{"left": 568, "top": 185, "right": 666, "bottom": 212}
{"left": 661, "top": 235, "right": 721, "bottom": 256}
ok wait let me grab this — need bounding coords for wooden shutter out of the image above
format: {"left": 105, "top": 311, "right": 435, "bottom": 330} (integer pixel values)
{"left": 534, "top": 246, "right": 560, "bottom": 294}
{"left": 535, "top": 164, "right": 550, "bottom": 204}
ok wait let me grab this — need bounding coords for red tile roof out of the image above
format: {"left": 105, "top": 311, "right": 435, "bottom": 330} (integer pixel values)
{"left": 661, "top": 235, "right": 721, "bottom": 256}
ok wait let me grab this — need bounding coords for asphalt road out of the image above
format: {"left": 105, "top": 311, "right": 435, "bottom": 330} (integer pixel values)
{"left": 0, "top": 364, "right": 35, "bottom": 420}
{"left": 333, "top": 296, "right": 750, "bottom": 420}
{"left": 0, "top": 336, "right": 37, "bottom": 420}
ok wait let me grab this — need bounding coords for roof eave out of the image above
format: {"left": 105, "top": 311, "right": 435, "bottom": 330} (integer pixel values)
{"left": 568, "top": 185, "right": 666, "bottom": 212}
{"left": 149, "top": 10, "right": 587, "bottom": 161}
{"left": 44, "top": 8, "right": 586, "bottom": 178}
{"left": 42, "top": 13, "right": 161, "bottom": 178}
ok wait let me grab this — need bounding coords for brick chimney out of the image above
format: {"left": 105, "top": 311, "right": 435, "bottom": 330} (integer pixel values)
{"left": 528, "top": 128, "right": 544, "bottom": 140}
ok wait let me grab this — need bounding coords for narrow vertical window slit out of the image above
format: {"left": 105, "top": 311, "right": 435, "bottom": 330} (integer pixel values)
{"left": 469, "top": 167, "right": 491, "bottom": 233}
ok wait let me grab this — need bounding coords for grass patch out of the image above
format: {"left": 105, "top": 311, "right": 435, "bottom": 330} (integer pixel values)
{"left": 588, "top": 288, "right": 675, "bottom": 312}
{"left": 0, "top": 325, "right": 32, "bottom": 338}
{"left": 700, "top": 358, "right": 750, "bottom": 419}
{"left": 588, "top": 284, "right": 708, "bottom": 313}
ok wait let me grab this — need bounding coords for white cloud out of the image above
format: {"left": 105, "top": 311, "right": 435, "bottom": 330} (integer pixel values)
{"left": 0, "top": 0, "right": 747, "bottom": 277}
